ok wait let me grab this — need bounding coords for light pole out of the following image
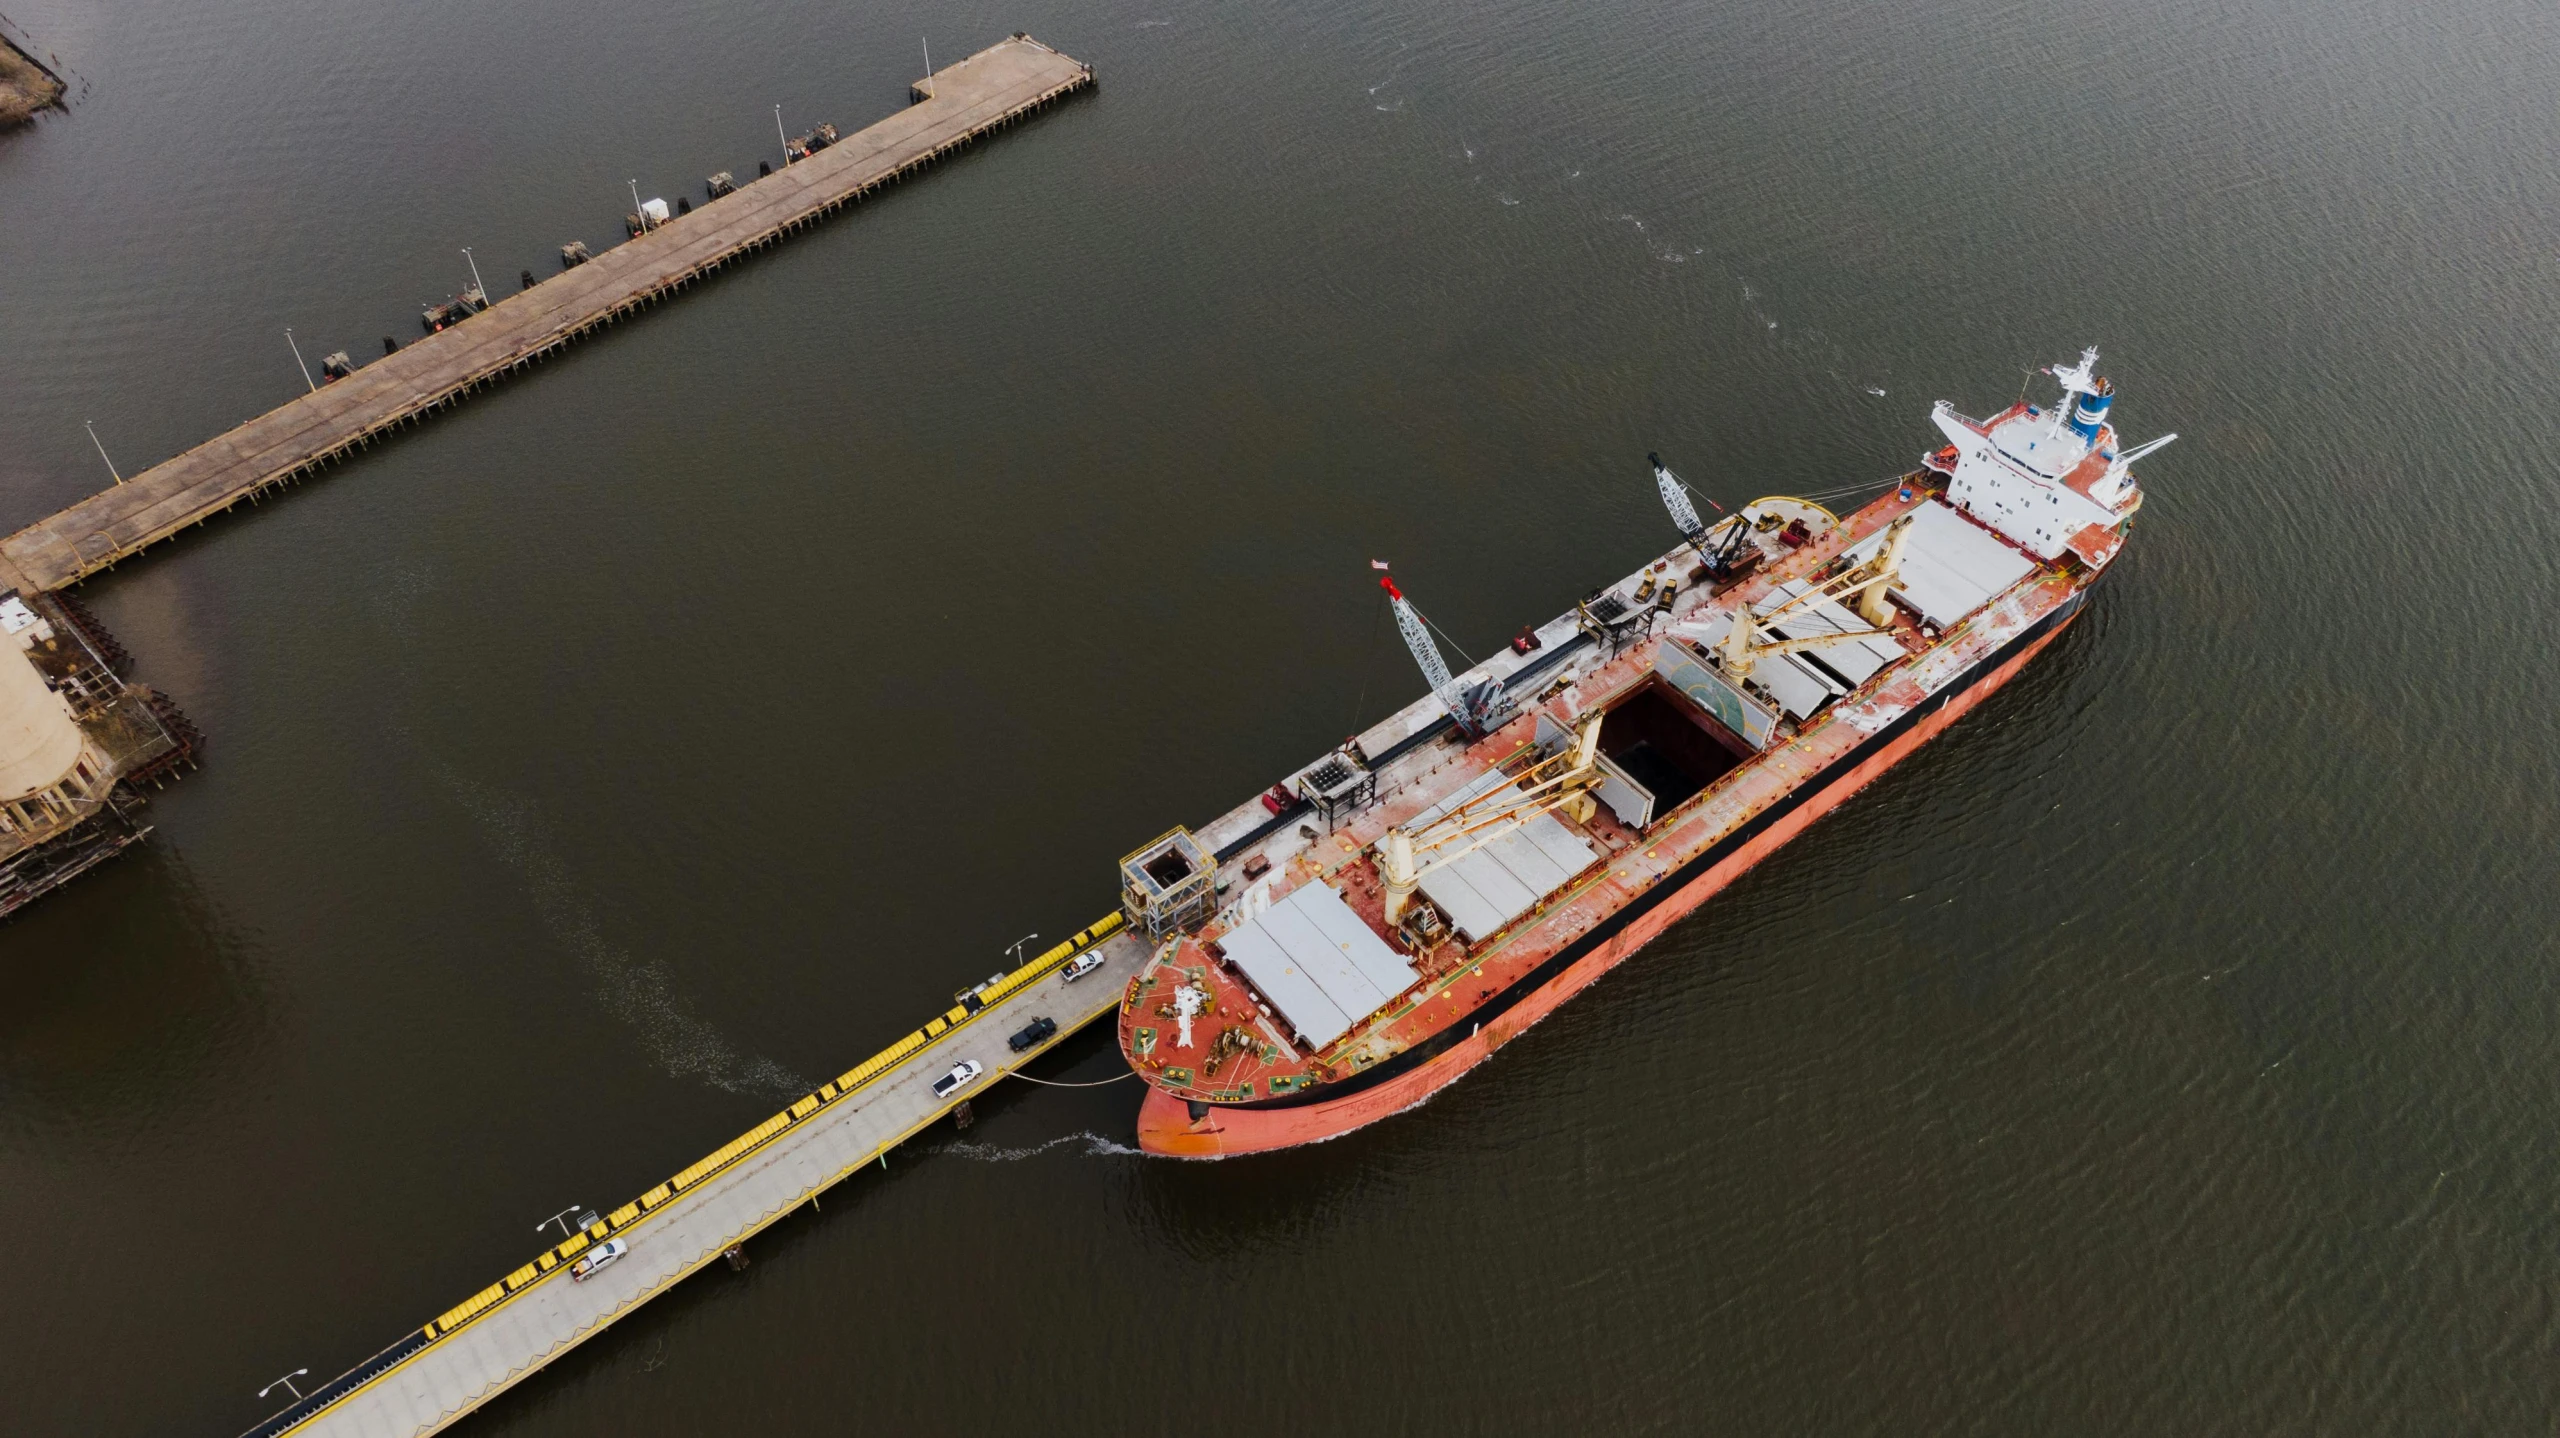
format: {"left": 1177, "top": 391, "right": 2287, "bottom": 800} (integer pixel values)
{"left": 922, "top": 37, "right": 932, "bottom": 80}
{"left": 259, "top": 1369, "right": 310, "bottom": 1404}
{"left": 1004, "top": 932, "right": 1039, "bottom": 968}
{"left": 774, "top": 103, "right": 788, "bottom": 167}
{"left": 461, "top": 246, "right": 487, "bottom": 303}
{"left": 83, "top": 420, "right": 122, "bottom": 484}
{"left": 285, "top": 327, "right": 315, "bottom": 392}
{"left": 538, "top": 1204, "right": 587, "bottom": 1242}
{"left": 628, "top": 178, "right": 646, "bottom": 231}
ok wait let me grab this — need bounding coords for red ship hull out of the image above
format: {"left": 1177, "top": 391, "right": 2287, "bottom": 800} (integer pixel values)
{"left": 1138, "top": 599, "right": 2083, "bottom": 1158}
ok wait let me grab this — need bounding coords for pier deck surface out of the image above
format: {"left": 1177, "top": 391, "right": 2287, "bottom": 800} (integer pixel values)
{"left": 0, "top": 35, "right": 1090, "bottom": 598}
{"left": 247, "top": 922, "right": 1148, "bottom": 1438}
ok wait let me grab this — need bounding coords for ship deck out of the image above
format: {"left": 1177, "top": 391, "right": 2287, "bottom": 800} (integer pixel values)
{"left": 1121, "top": 479, "right": 2088, "bottom": 1117}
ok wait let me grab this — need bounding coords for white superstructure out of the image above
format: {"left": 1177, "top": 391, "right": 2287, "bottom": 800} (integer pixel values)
{"left": 1928, "top": 347, "right": 2174, "bottom": 566}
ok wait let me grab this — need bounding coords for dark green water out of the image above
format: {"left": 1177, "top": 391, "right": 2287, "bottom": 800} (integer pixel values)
{"left": 3, "top": 0, "right": 2557, "bottom": 1431}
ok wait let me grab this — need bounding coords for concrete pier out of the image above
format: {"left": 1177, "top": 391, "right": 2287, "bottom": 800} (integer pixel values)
{"left": 0, "top": 35, "right": 1091, "bottom": 597}
{"left": 241, "top": 916, "right": 1146, "bottom": 1438}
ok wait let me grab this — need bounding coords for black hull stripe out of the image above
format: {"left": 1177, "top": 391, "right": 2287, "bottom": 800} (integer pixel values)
{"left": 1220, "top": 590, "right": 2084, "bottom": 1112}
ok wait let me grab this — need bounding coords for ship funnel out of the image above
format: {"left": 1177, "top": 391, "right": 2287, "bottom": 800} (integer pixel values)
{"left": 2067, "top": 377, "right": 2114, "bottom": 443}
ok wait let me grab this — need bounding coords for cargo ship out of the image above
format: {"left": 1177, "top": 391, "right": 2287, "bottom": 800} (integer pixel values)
{"left": 1112, "top": 350, "right": 2172, "bottom": 1156}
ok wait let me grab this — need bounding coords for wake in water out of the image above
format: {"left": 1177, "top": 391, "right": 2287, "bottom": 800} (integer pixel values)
{"left": 1364, "top": 44, "right": 1407, "bottom": 98}
{"left": 437, "top": 767, "right": 808, "bottom": 1099}
{"left": 933, "top": 1130, "right": 1143, "bottom": 1162}
{"left": 1618, "top": 213, "right": 1698, "bottom": 263}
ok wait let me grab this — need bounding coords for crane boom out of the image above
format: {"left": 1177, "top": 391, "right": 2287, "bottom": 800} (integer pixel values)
{"left": 1380, "top": 573, "right": 1508, "bottom": 737}
{"left": 1377, "top": 712, "right": 1606, "bottom": 927}
{"left": 1670, "top": 515, "right": 1914, "bottom": 681}
{"left": 1736, "top": 627, "right": 1890, "bottom": 661}
{"left": 1651, "top": 453, "right": 1760, "bottom": 578}
{"left": 1381, "top": 575, "right": 1460, "bottom": 715}
{"left": 1650, "top": 452, "right": 1707, "bottom": 544}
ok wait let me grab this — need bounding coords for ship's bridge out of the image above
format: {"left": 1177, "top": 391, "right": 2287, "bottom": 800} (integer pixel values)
{"left": 1983, "top": 405, "right": 2100, "bottom": 481}
{"left": 1929, "top": 346, "right": 2168, "bottom": 567}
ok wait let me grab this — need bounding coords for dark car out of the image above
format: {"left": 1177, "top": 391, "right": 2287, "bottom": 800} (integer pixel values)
{"left": 1007, "top": 1016, "right": 1059, "bottom": 1053}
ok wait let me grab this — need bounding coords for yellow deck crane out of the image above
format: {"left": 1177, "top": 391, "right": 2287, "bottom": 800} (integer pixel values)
{"left": 1376, "top": 710, "right": 1607, "bottom": 930}
{"left": 1709, "top": 515, "right": 1914, "bottom": 680}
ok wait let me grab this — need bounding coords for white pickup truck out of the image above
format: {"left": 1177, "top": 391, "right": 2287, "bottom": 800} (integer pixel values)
{"left": 931, "top": 1059, "right": 984, "bottom": 1100}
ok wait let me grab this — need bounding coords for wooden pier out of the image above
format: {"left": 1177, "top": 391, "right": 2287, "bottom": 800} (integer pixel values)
{"left": 0, "top": 35, "right": 1092, "bottom": 598}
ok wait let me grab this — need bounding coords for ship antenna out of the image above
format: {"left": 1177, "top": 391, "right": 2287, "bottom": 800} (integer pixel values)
{"left": 2043, "top": 346, "right": 2101, "bottom": 438}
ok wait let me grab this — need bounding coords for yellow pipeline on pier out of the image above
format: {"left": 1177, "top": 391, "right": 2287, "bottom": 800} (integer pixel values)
{"left": 247, "top": 912, "right": 1139, "bottom": 1438}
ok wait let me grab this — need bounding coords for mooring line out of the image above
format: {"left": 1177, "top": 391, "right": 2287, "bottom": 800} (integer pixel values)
{"left": 1006, "top": 1069, "right": 1141, "bottom": 1087}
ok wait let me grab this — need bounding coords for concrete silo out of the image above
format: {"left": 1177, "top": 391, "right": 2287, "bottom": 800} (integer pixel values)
{"left": 0, "top": 592, "right": 197, "bottom": 915}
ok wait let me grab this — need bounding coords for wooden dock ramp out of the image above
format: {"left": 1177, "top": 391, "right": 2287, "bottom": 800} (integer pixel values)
{"left": 0, "top": 35, "right": 1091, "bottom": 597}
